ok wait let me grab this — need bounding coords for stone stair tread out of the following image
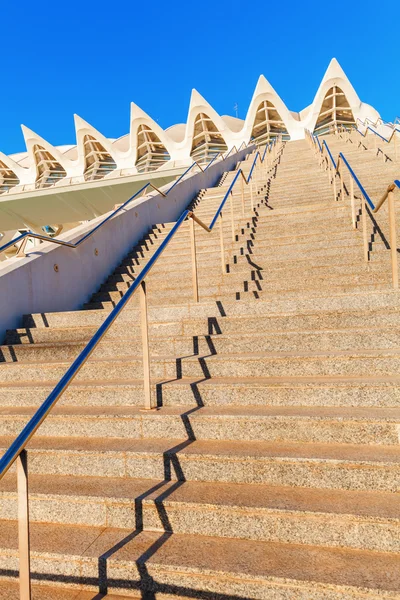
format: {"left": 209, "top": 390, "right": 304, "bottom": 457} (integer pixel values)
{"left": 1, "top": 435, "right": 398, "bottom": 464}
{"left": 5, "top": 346, "right": 400, "bottom": 369}
{"left": 1, "top": 474, "right": 398, "bottom": 521}
{"left": 0, "top": 522, "right": 398, "bottom": 595}
{"left": 25, "top": 288, "right": 400, "bottom": 321}
{"left": 1, "top": 404, "right": 399, "bottom": 422}
{"left": 2, "top": 373, "right": 400, "bottom": 389}
{"left": 6, "top": 324, "right": 400, "bottom": 345}
{"left": 2, "top": 140, "right": 400, "bottom": 596}
{"left": 0, "top": 581, "right": 134, "bottom": 599}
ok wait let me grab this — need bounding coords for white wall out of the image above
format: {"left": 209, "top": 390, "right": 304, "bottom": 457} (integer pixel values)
{"left": 0, "top": 147, "right": 251, "bottom": 341}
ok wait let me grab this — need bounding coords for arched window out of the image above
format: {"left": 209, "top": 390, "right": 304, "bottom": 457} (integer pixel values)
{"left": 136, "top": 125, "right": 170, "bottom": 173}
{"left": 190, "top": 113, "right": 228, "bottom": 165}
{"left": 83, "top": 135, "right": 117, "bottom": 181}
{"left": 33, "top": 145, "right": 67, "bottom": 188}
{"left": 314, "top": 86, "right": 355, "bottom": 135}
{"left": 0, "top": 161, "right": 19, "bottom": 194}
{"left": 251, "top": 101, "right": 290, "bottom": 145}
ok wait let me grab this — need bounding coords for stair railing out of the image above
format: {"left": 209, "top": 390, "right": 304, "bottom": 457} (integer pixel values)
{"left": 350, "top": 125, "right": 399, "bottom": 161}
{"left": 306, "top": 129, "right": 400, "bottom": 288}
{"left": 0, "top": 139, "right": 284, "bottom": 600}
{"left": 356, "top": 116, "right": 397, "bottom": 130}
{"left": 0, "top": 146, "right": 245, "bottom": 260}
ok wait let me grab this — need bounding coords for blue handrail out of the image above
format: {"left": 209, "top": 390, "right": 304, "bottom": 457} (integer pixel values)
{"left": 0, "top": 141, "right": 266, "bottom": 480}
{"left": 366, "top": 127, "right": 389, "bottom": 143}
{"left": 322, "top": 140, "right": 336, "bottom": 169}
{"left": 309, "top": 128, "right": 399, "bottom": 213}
{"left": 337, "top": 152, "right": 375, "bottom": 210}
{"left": 209, "top": 169, "right": 244, "bottom": 230}
{"left": 0, "top": 210, "right": 189, "bottom": 479}
{"left": 209, "top": 140, "right": 279, "bottom": 231}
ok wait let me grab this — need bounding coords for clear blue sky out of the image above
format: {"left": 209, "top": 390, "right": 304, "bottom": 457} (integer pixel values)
{"left": 1, "top": 0, "right": 398, "bottom": 155}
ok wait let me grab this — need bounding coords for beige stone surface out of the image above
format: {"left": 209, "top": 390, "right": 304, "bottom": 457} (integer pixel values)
{"left": 1, "top": 140, "right": 400, "bottom": 598}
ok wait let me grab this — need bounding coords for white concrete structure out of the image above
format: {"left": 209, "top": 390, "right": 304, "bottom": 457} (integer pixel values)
{"left": 0, "top": 58, "right": 381, "bottom": 234}
{"left": 0, "top": 145, "right": 250, "bottom": 339}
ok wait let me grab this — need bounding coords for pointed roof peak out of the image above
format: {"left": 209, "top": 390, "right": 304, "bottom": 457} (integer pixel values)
{"left": 20, "top": 124, "right": 41, "bottom": 141}
{"left": 323, "top": 57, "right": 348, "bottom": 82}
{"left": 130, "top": 101, "right": 151, "bottom": 121}
{"left": 189, "top": 88, "right": 209, "bottom": 108}
{"left": 73, "top": 113, "right": 92, "bottom": 129}
{"left": 253, "top": 74, "right": 277, "bottom": 96}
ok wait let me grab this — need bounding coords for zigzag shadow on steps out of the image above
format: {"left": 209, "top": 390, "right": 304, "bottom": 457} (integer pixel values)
{"left": 95, "top": 389, "right": 233, "bottom": 597}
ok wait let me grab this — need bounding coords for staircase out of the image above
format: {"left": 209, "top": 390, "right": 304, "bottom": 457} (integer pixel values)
{"left": 0, "top": 139, "right": 399, "bottom": 599}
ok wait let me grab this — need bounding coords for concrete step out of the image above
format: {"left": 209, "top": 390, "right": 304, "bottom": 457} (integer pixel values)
{"left": 101, "top": 269, "right": 391, "bottom": 294}
{"left": 1, "top": 436, "right": 399, "bottom": 492}
{"left": 23, "top": 290, "right": 400, "bottom": 329}
{"left": 1, "top": 405, "right": 399, "bottom": 445}
{"left": 0, "top": 523, "right": 397, "bottom": 599}
{"left": 90, "top": 279, "right": 393, "bottom": 308}
{"left": 0, "top": 475, "right": 397, "bottom": 553}
{"left": 2, "top": 375, "right": 400, "bottom": 408}
{"left": 0, "top": 581, "right": 137, "bottom": 599}
{"left": 4, "top": 327, "right": 400, "bottom": 362}
{"left": 14, "top": 305, "right": 400, "bottom": 346}
{"left": 4, "top": 345, "right": 400, "bottom": 382}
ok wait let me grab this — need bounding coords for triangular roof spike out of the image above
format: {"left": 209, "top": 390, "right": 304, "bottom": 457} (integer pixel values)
{"left": 186, "top": 88, "right": 226, "bottom": 129}
{"left": 315, "top": 57, "right": 360, "bottom": 103}
{"left": 0, "top": 150, "right": 27, "bottom": 178}
{"left": 321, "top": 57, "right": 348, "bottom": 82}
{"left": 251, "top": 74, "right": 281, "bottom": 100}
{"left": 73, "top": 114, "right": 113, "bottom": 146}
{"left": 243, "top": 74, "right": 293, "bottom": 135}
{"left": 73, "top": 113, "right": 118, "bottom": 163}
{"left": 20, "top": 124, "right": 70, "bottom": 170}
{"left": 307, "top": 57, "right": 361, "bottom": 132}
{"left": 188, "top": 88, "right": 209, "bottom": 111}
{"left": 129, "top": 101, "right": 173, "bottom": 154}
{"left": 130, "top": 101, "right": 154, "bottom": 123}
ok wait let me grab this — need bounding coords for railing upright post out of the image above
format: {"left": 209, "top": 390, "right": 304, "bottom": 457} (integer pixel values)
{"left": 339, "top": 170, "right": 344, "bottom": 201}
{"left": 229, "top": 192, "right": 235, "bottom": 241}
{"left": 361, "top": 200, "right": 370, "bottom": 262}
{"left": 219, "top": 213, "right": 225, "bottom": 274}
{"left": 241, "top": 175, "right": 245, "bottom": 217}
{"left": 388, "top": 191, "right": 399, "bottom": 289}
{"left": 140, "top": 281, "right": 153, "bottom": 409}
{"left": 189, "top": 218, "right": 199, "bottom": 302}
{"left": 333, "top": 166, "right": 337, "bottom": 202}
{"left": 255, "top": 159, "right": 259, "bottom": 188}
{"left": 350, "top": 177, "right": 356, "bottom": 229}
{"left": 16, "top": 237, "right": 29, "bottom": 258}
{"left": 17, "top": 449, "right": 31, "bottom": 600}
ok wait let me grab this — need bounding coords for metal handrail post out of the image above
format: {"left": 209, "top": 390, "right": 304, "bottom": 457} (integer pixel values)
{"left": 332, "top": 162, "right": 337, "bottom": 201}
{"left": 241, "top": 175, "right": 245, "bottom": 216}
{"left": 17, "top": 450, "right": 31, "bottom": 600}
{"left": 339, "top": 169, "right": 344, "bottom": 201}
{"left": 388, "top": 191, "right": 399, "bottom": 289}
{"left": 219, "top": 213, "right": 225, "bottom": 274}
{"left": 189, "top": 218, "right": 199, "bottom": 302}
{"left": 229, "top": 192, "right": 235, "bottom": 241}
{"left": 361, "top": 199, "right": 370, "bottom": 262}
{"left": 350, "top": 177, "right": 356, "bottom": 229}
{"left": 140, "top": 281, "right": 152, "bottom": 409}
